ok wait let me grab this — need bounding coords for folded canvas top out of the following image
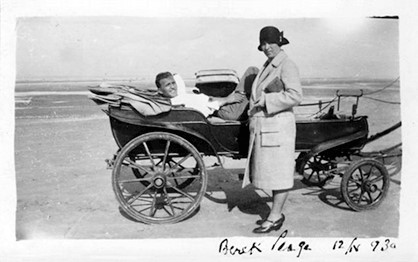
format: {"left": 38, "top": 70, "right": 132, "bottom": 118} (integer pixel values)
{"left": 195, "top": 69, "right": 239, "bottom": 85}
{"left": 195, "top": 69, "right": 239, "bottom": 97}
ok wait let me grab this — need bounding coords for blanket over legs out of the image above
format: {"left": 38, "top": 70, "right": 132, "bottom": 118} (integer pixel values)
{"left": 88, "top": 84, "right": 172, "bottom": 116}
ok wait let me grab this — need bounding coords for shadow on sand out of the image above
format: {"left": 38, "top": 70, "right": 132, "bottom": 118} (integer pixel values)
{"left": 204, "top": 168, "right": 309, "bottom": 220}
{"left": 204, "top": 160, "right": 401, "bottom": 218}
{"left": 116, "top": 154, "right": 401, "bottom": 224}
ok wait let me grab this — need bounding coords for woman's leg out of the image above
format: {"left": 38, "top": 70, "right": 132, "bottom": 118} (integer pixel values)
{"left": 263, "top": 189, "right": 288, "bottom": 225}
{"left": 253, "top": 189, "right": 289, "bottom": 233}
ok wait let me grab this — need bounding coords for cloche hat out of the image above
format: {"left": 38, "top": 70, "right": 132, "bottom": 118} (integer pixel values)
{"left": 257, "top": 26, "right": 289, "bottom": 51}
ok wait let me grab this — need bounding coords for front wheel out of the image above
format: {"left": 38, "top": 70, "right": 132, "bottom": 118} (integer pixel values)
{"left": 112, "top": 132, "right": 207, "bottom": 224}
{"left": 341, "top": 159, "right": 390, "bottom": 211}
{"left": 296, "top": 152, "right": 335, "bottom": 186}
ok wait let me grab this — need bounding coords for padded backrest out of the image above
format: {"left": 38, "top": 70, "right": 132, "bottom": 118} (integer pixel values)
{"left": 195, "top": 69, "right": 239, "bottom": 97}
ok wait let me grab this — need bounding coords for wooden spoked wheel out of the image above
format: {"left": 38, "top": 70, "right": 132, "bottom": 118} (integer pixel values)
{"left": 341, "top": 159, "right": 390, "bottom": 211}
{"left": 112, "top": 132, "right": 207, "bottom": 224}
{"left": 296, "top": 152, "right": 336, "bottom": 186}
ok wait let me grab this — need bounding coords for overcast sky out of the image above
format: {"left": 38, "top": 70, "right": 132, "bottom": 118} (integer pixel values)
{"left": 16, "top": 17, "right": 399, "bottom": 81}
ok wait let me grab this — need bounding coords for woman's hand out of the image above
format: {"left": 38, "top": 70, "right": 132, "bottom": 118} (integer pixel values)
{"left": 253, "top": 94, "right": 266, "bottom": 108}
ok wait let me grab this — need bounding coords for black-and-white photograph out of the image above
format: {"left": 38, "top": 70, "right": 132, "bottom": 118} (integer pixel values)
{"left": 2, "top": 0, "right": 417, "bottom": 261}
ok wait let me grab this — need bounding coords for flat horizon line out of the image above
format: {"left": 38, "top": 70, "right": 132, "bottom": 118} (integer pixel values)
{"left": 15, "top": 76, "right": 400, "bottom": 85}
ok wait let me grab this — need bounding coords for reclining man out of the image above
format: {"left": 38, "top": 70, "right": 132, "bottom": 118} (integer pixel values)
{"left": 155, "top": 71, "right": 222, "bottom": 117}
{"left": 155, "top": 67, "right": 259, "bottom": 120}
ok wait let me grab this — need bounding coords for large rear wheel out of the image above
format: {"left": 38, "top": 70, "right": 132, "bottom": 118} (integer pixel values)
{"left": 112, "top": 132, "right": 207, "bottom": 224}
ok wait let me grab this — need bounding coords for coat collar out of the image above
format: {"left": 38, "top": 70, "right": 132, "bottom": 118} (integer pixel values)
{"left": 266, "top": 50, "right": 287, "bottom": 68}
{"left": 258, "top": 50, "right": 287, "bottom": 84}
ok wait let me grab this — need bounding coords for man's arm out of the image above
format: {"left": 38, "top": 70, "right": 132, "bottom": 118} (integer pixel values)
{"left": 210, "top": 91, "right": 246, "bottom": 107}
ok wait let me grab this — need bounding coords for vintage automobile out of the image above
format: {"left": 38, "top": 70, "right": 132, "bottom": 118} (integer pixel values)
{"left": 90, "top": 70, "right": 401, "bottom": 224}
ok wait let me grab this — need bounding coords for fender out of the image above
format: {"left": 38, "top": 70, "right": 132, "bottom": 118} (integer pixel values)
{"left": 104, "top": 108, "right": 224, "bottom": 168}
{"left": 309, "top": 130, "right": 368, "bottom": 157}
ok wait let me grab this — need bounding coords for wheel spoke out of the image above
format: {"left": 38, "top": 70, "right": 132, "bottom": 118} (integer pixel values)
{"left": 172, "top": 173, "right": 181, "bottom": 187}
{"left": 136, "top": 205, "right": 152, "bottom": 214}
{"left": 162, "top": 206, "right": 174, "bottom": 217}
{"left": 374, "top": 187, "right": 383, "bottom": 193}
{"left": 165, "top": 162, "right": 198, "bottom": 189}
{"left": 317, "top": 171, "right": 323, "bottom": 183}
{"left": 119, "top": 177, "right": 151, "bottom": 183}
{"left": 369, "top": 175, "right": 384, "bottom": 183}
{"left": 348, "top": 187, "right": 360, "bottom": 194}
{"left": 150, "top": 191, "right": 158, "bottom": 217}
{"left": 348, "top": 177, "right": 362, "bottom": 187}
{"left": 166, "top": 161, "right": 175, "bottom": 187}
{"left": 169, "top": 185, "right": 195, "bottom": 201}
{"left": 168, "top": 160, "right": 183, "bottom": 172}
{"left": 128, "top": 197, "right": 153, "bottom": 204}
{"left": 368, "top": 165, "right": 378, "bottom": 177}
{"left": 170, "top": 153, "right": 193, "bottom": 171}
{"left": 363, "top": 171, "right": 372, "bottom": 181}
{"left": 307, "top": 170, "right": 314, "bottom": 181}
{"left": 357, "top": 189, "right": 365, "bottom": 203}
{"left": 171, "top": 205, "right": 185, "bottom": 211}
{"left": 358, "top": 167, "right": 365, "bottom": 181}
{"left": 347, "top": 180, "right": 361, "bottom": 189}
{"left": 163, "top": 188, "right": 175, "bottom": 216}
{"left": 154, "top": 158, "right": 163, "bottom": 167}
{"left": 125, "top": 184, "right": 153, "bottom": 205}
{"left": 366, "top": 191, "right": 374, "bottom": 204}
{"left": 162, "top": 141, "right": 171, "bottom": 169}
{"left": 142, "top": 142, "right": 156, "bottom": 167}
{"left": 124, "top": 158, "right": 151, "bottom": 174}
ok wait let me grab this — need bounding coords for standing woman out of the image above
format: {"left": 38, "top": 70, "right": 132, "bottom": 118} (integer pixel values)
{"left": 243, "top": 26, "right": 303, "bottom": 233}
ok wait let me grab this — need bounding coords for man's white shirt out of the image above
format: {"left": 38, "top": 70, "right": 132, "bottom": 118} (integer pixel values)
{"left": 172, "top": 74, "right": 220, "bottom": 117}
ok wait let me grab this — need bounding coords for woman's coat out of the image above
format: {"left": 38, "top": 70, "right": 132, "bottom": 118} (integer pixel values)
{"left": 242, "top": 51, "right": 303, "bottom": 190}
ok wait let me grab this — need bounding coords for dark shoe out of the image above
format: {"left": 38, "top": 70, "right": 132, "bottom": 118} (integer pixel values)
{"left": 252, "top": 214, "right": 285, "bottom": 234}
{"left": 255, "top": 219, "right": 265, "bottom": 225}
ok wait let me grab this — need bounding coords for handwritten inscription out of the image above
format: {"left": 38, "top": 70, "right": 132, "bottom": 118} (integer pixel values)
{"left": 218, "top": 233, "right": 397, "bottom": 257}
{"left": 332, "top": 238, "right": 360, "bottom": 255}
{"left": 332, "top": 238, "right": 396, "bottom": 254}
{"left": 218, "top": 230, "right": 312, "bottom": 257}
{"left": 371, "top": 239, "right": 397, "bottom": 252}
{"left": 271, "top": 230, "right": 312, "bottom": 258}
{"left": 218, "top": 238, "right": 262, "bottom": 255}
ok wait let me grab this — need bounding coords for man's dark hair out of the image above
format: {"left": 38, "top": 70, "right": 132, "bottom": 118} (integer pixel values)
{"left": 155, "top": 72, "right": 173, "bottom": 88}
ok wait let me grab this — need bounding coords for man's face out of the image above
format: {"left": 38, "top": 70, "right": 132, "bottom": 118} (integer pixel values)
{"left": 260, "top": 42, "right": 281, "bottom": 60}
{"left": 158, "top": 76, "right": 178, "bottom": 98}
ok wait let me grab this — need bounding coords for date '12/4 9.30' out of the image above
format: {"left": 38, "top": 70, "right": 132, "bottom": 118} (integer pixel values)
{"left": 332, "top": 238, "right": 396, "bottom": 255}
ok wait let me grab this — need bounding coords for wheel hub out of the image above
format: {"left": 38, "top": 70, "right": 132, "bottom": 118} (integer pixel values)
{"left": 363, "top": 180, "right": 377, "bottom": 193}
{"left": 153, "top": 175, "right": 166, "bottom": 189}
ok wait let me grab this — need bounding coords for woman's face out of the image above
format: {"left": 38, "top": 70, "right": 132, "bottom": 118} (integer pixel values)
{"left": 260, "top": 42, "right": 281, "bottom": 60}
